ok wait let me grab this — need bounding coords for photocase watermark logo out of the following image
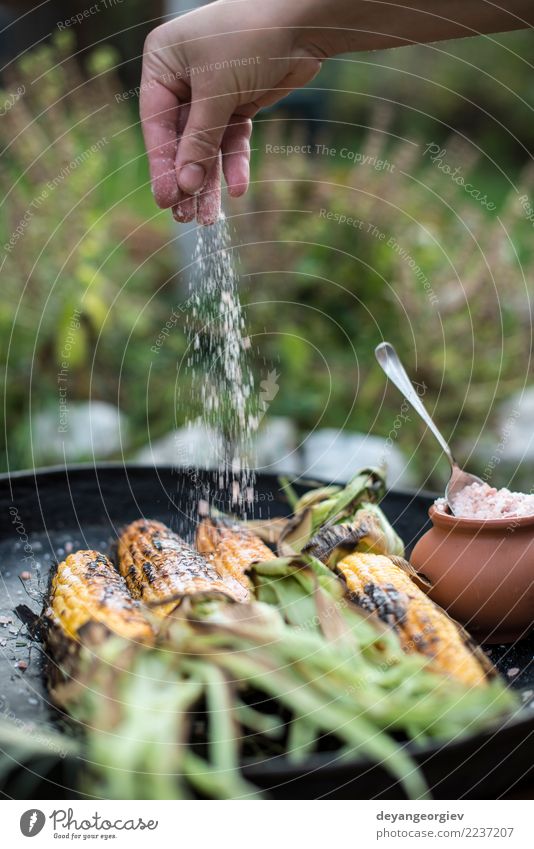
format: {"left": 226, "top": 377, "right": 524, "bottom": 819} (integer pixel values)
{"left": 422, "top": 142, "right": 496, "bottom": 211}
{"left": 50, "top": 808, "right": 158, "bottom": 834}
{"left": 18, "top": 807, "right": 160, "bottom": 839}
{"left": 20, "top": 809, "right": 46, "bottom": 837}
{"left": 379, "top": 381, "right": 428, "bottom": 468}
{"left": 0, "top": 84, "right": 25, "bottom": 117}
{"left": 258, "top": 369, "right": 280, "bottom": 422}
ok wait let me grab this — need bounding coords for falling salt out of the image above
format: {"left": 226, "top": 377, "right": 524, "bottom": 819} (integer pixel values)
{"left": 185, "top": 214, "right": 258, "bottom": 513}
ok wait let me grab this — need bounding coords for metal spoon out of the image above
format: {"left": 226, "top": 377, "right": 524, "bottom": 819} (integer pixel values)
{"left": 375, "top": 341, "right": 483, "bottom": 513}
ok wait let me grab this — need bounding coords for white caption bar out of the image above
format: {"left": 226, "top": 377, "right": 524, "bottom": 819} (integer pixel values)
{"left": 3, "top": 799, "right": 532, "bottom": 848}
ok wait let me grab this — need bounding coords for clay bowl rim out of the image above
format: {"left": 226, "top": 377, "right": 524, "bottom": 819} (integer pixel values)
{"left": 429, "top": 503, "right": 534, "bottom": 530}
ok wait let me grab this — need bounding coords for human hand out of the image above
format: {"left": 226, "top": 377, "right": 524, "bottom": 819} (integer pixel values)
{"left": 139, "top": 0, "right": 323, "bottom": 224}
{"left": 141, "top": 0, "right": 533, "bottom": 225}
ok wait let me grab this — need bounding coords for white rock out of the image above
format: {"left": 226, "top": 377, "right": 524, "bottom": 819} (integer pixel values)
{"left": 250, "top": 417, "right": 299, "bottom": 475}
{"left": 300, "top": 429, "right": 414, "bottom": 488}
{"left": 134, "top": 416, "right": 299, "bottom": 474}
{"left": 134, "top": 420, "right": 222, "bottom": 468}
{"left": 496, "top": 388, "right": 534, "bottom": 464}
{"left": 32, "top": 401, "right": 129, "bottom": 464}
{"left": 466, "top": 387, "right": 534, "bottom": 489}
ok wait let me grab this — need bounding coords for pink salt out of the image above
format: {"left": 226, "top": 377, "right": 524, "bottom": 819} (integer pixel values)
{"left": 435, "top": 482, "right": 534, "bottom": 520}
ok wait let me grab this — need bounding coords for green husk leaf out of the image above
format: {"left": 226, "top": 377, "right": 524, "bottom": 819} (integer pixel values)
{"left": 277, "top": 468, "right": 398, "bottom": 558}
{"left": 278, "top": 475, "right": 300, "bottom": 510}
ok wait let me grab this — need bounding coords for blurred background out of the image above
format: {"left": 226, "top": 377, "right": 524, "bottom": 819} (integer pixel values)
{"left": 1, "top": 0, "right": 533, "bottom": 491}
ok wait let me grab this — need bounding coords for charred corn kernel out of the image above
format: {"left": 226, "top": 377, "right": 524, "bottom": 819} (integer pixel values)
{"left": 47, "top": 550, "right": 153, "bottom": 643}
{"left": 196, "top": 518, "right": 273, "bottom": 602}
{"left": 118, "top": 519, "right": 241, "bottom": 616}
{"left": 337, "top": 552, "right": 489, "bottom": 687}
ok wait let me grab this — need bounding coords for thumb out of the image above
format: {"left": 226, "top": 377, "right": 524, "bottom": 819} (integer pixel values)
{"left": 176, "top": 91, "right": 236, "bottom": 195}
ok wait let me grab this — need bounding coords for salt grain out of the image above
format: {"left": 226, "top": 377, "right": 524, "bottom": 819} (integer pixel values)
{"left": 436, "top": 482, "right": 534, "bottom": 520}
{"left": 185, "top": 214, "right": 258, "bottom": 513}
{"left": 197, "top": 500, "right": 209, "bottom": 517}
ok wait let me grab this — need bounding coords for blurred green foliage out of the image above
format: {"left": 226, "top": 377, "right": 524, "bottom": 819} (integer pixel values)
{"left": 313, "top": 29, "right": 534, "bottom": 169}
{"left": 233, "top": 116, "right": 534, "bottom": 486}
{"left": 1, "top": 31, "right": 533, "bottom": 487}
{"left": 0, "top": 34, "right": 179, "bottom": 469}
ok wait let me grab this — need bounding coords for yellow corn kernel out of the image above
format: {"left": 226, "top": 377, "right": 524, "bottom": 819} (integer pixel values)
{"left": 118, "top": 519, "right": 241, "bottom": 616}
{"left": 338, "top": 552, "right": 489, "bottom": 687}
{"left": 48, "top": 550, "right": 153, "bottom": 643}
{"left": 196, "top": 518, "right": 273, "bottom": 602}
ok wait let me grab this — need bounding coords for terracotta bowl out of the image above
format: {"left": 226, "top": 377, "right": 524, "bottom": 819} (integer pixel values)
{"left": 411, "top": 504, "right": 534, "bottom": 644}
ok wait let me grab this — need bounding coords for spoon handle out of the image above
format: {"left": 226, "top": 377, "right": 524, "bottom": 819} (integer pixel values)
{"left": 375, "top": 342, "right": 455, "bottom": 468}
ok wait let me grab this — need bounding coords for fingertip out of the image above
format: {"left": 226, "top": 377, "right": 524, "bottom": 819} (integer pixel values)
{"left": 196, "top": 186, "right": 221, "bottom": 225}
{"left": 152, "top": 171, "right": 182, "bottom": 209}
{"left": 224, "top": 156, "right": 250, "bottom": 197}
{"left": 172, "top": 195, "right": 197, "bottom": 223}
{"left": 198, "top": 211, "right": 220, "bottom": 226}
{"left": 227, "top": 181, "right": 248, "bottom": 198}
{"left": 196, "top": 154, "right": 222, "bottom": 225}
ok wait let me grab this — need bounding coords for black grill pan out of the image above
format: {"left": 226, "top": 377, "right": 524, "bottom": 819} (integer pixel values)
{"left": 0, "top": 464, "right": 533, "bottom": 799}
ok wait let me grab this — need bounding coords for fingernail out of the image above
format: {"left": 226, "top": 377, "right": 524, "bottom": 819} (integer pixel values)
{"left": 228, "top": 181, "right": 248, "bottom": 198}
{"left": 178, "top": 163, "right": 206, "bottom": 194}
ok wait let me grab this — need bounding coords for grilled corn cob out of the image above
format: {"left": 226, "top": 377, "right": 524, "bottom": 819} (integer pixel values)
{"left": 196, "top": 518, "right": 273, "bottom": 602}
{"left": 118, "top": 519, "right": 241, "bottom": 615}
{"left": 336, "top": 552, "right": 491, "bottom": 687}
{"left": 47, "top": 550, "right": 153, "bottom": 643}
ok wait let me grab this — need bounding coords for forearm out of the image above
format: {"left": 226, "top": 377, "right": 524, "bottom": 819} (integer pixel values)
{"left": 243, "top": 0, "right": 534, "bottom": 58}
{"left": 142, "top": 0, "right": 533, "bottom": 221}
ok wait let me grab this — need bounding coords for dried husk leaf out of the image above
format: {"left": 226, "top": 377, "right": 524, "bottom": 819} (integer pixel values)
{"left": 277, "top": 508, "right": 314, "bottom": 556}
{"left": 304, "top": 509, "right": 404, "bottom": 566}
